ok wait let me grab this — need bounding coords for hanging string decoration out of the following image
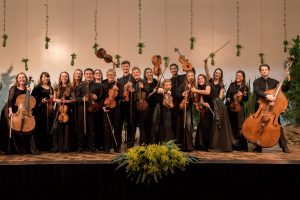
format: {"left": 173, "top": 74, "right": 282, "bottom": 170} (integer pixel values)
{"left": 190, "top": 0, "right": 196, "bottom": 50}
{"left": 283, "top": 0, "right": 288, "bottom": 53}
{"left": 2, "top": 0, "right": 7, "bottom": 47}
{"left": 22, "top": 0, "right": 29, "bottom": 71}
{"left": 236, "top": 0, "right": 242, "bottom": 56}
{"left": 115, "top": 0, "right": 121, "bottom": 66}
{"left": 93, "top": 0, "right": 99, "bottom": 54}
{"left": 209, "top": 0, "right": 215, "bottom": 65}
{"left": 70, "top": 0, "right": 76, "bottom": 66}
{"left": 259, "top": 0, "right": 265, "bottom": 64}
{"left": 137, "top": 0, "right": 145, "bottom": 54}
{"left": 44, "top": 0, "right": 50, "bottom": 49}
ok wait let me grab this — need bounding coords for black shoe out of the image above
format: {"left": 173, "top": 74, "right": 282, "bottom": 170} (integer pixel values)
{"left": 32, "top": 150, "right": 41, "bottom": 155}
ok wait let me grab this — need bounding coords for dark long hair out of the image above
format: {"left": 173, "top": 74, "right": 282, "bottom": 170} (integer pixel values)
{"left": 236, "top": 70, "right": 246, "bottom": 85}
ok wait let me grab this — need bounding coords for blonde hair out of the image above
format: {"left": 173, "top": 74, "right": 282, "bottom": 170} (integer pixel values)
{"left": 14, "top": 72, "right": 28, "bottom": 86}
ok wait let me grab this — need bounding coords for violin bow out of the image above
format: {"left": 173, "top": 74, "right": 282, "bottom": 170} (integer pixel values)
{"left": 9, "top": 115, "right": 13, "bottom": 138}
{"left": 104, "top": 110, "right": 118, "bottom": 146}
{"left": 205, "top": 40, "right": 231, "bottom": 60}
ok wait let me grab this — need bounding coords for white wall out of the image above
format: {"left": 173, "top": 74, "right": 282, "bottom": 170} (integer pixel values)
{"left": 1, "top": 0, "right": 300, "bottom": 110}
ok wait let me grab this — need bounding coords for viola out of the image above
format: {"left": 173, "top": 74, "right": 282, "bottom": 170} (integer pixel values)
{"left": 152, "top": 55, "right": 162, "bottom": 76}
{"left": 174, "top": 48, "right": 193, "bottom": 72}
{"left": 11, "top": 76, "right": 36, "bottom": 134}
{"left": 58, "top": 97, "right": 69, "bottom": 123}
{"left": 104, "top": 81, "right": 118, "bottom": 109}
{"left": 136, "top": 80, "right": 148, "bottom": 111}
{"left": 242, "top": 57, "right": 294, "bottom": 148}
{"left": 162, "top": 90, "right": 174, "bottom": 109}
{"left": 85, "top": 81, "right": 100, "bottom": 112}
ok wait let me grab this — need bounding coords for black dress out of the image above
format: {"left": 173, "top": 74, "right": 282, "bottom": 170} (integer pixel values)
{"left": 226, "top": 82, "right": 249, "bottom": 151}
{"left": 31, "top": 85, "right": 53, "bottom": 151}
{"left": 207, "top": 79, "right": 236, "bottom": 152}
{"left": 52, "top": 87, "right": 74, "bottom": 152}
{"left": 0, "top": 86, "right": 38, "bottom": 154}
{"left": 94, "top": 82, "right": 105, "bottom": 151}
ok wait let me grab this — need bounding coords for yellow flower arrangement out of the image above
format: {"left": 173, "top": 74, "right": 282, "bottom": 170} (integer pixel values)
{"left": 112, "top": 140, "right": 200, "bottom": 184}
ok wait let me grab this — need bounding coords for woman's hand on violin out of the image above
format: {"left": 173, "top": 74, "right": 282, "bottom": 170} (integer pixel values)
{"left": 42, "top": 98, "right": 48, "bottom": 104}
{"left": 182, "top": 91, "right": 187, "bottom": 97}
{"left": 191, "top": 87, "right": 198, "bottom": 93}
{"left": 8, "top": 109, "right": 13, "bottom": 118}
{"left": 55, "top": 99, "right": 62, "bottom": 104}
{"left": 138, "top": 82, "right": 144, "bottom": 88}
{"left": 92, "top": 94, "right": 97, "bottom": 100}
{"left": 202, "top": 102, "right": 210, "bottom": 108}
{"left": 103, "top": 107, "right": 110, "bottom": 113}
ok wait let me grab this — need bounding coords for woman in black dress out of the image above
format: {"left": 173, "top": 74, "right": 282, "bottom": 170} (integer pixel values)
{"left": 202, "top": 60, "right": 236, "bottom": 152}
{"left": 226, "top": 70, "right": 248, "bottom": 151}
{"left": 31, "top": 72, "right": 54, "bottom": 151}
{"left": 176, "top": 70, "right": 195, "bottom": 151}
{"left": 52, "top": 71, "right": 75, "bottom": 152}
{"left": 0, "top": 72, "right": 39, "bottom": 154}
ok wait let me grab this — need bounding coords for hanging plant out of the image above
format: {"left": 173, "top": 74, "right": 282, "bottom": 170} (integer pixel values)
{"left": 22, "top": 58, "right": 29, "bottom": 71}
{"left": 137, "top": 0, "right": 145, "bottom": 54}
{"left": 209, "top": 53, "right": 215, "bottom": 66}
{"left": 115, "top": 54, "right": 121, "bottom": 68}
{"left": 137, "top": 42, "right": 145, "bottom": 54}
{"left": 71, "top": 53, "right": 77, "bottom": 66}
{"left": 283, "top": 40, "right": 289, "bottom": 53}
{"left": 2, "top": 0, "right": 7, "bottom": 47}
{"left": 189, "top": 0, "right": 196, "bottom": 50}
{"left": 163, "top": 56, "right": 169, "bottom": 68}
{"left": 236, "top": 0, "right": 243, "bottom": 56}
{"left": 44, "top": 1, "right": 51, "bottom": 49}
{"left": 93, "top": 0, "right": 99, "bottom": 54}
{"left": 236, "top": 44, "right": 242, "bottom": 56}
{"left": 259, "top": 53, "right": 264, "bottom": 64}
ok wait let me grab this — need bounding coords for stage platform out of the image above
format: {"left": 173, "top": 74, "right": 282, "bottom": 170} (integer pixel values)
{"left": 1, "top": 144, "right": 300, "bottom": 200}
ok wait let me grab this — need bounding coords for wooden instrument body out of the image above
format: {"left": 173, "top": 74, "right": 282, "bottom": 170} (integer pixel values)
{"left": 58, "top": 104, "right": 69, "bottom": 123}
{"left": 137, "top": 90, "right": 148, "bottom": 111}
{"left": 242, "top": 89, "right": 288, "bottom": 147}
{"left": 162, "top": 91, "right": 174, "bottom": 109}
{"left": 229, "top": 93, "right": 242, "bottom": 112}
{"left": 152, "top": 55, "right": 162, "bottom": 76}
{"left": 11, "top": 93, "right": 36, "bottom": 133}
{"left": 104, "top": 86, "right": 118, "bottom": 109}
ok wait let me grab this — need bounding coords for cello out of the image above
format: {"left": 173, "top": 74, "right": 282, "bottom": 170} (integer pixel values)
{"left": 11, "top": 76, "right": 36, "bottom": 134}
{"left": 242, "top": 57, "right": 294, "bottom": 147}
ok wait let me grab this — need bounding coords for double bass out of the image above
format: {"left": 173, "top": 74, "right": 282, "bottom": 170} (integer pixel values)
{"left": 11, "top": 76, "right": 36, "bottom": 134}
{"left": 242, "top": 57, "right": 294, "bottom": 147}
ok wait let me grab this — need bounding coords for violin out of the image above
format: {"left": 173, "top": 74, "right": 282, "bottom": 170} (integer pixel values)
{"left": 11, "top": 76, "right": 36, "bottom": 134}
{"left": 123, "top": 76, "right": 132, "bottom": 102}
{"left": 228, "top": 85, "right": 246, "bottom": 112}
{"left": 174, "top": 48, "right": 193, "bottom": 72}
{"left": 162, "top": 90, "right": 174, "bottom": 109}
{"left": 104, "top": 81, "right": 118, "bottom": 109}
{"left": 152, "top": 55, "right": 162, "bottom": 76}
{"left": 179, "top": 86, "right": 191, "bottom": 110}
{"left": 85, "top": 81, "right": 100, "bottom": 112}
{"left": 57, "top": 96, "right": 69, "bottom": 123}
{"left": 136, "top": 80, "right": 148, "bottom": 111}
{"left": 193, "top": 93, "right": 200, "bottom": 112}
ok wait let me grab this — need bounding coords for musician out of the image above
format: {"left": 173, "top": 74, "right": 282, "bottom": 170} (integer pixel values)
{"left": 252, "top": 64, "right": 291, "bottom": 153}
{"left": 117, "top": 60, "right": 132, "bottom": 147}
{"left": 143, "top": 67, "right": 160, "bottom": 144}
{"left": 75, "top": 68, "right": 102, "bottom": 152}
{"left": 70, "top": 68, "right": 83, "bottom": 151}
{"left": 202, "top": 60, "right": 236, "bottom": 152}
{"left": 226, "top": 70, "right": 249, "bottom": 151}
{"left": 0, "top": 72, "right": 39, "bottom": 154}
{"left": 169, "top": 63, "right": 185, "bottom": 143}
{"left": 94, "top": 69, "right": 105, "bottom": 151}
{"left": 124, "top": 66, "right": 148, "bottom": 147}
{"left": 156, "top": 79, "right": 174, "bottom": 142}
{"left": 176, "top": 70, "right": 195, "bottom": 151}
{"left": 193, "top": 74, "right": 217, "bottom": 150}
{"left": 52, "top": 71, "right": 75, "bottom": 152}
{"left": 101, "top": 69, "right": 121, "bottom": 153}
{"left": 31, "top": 72, "right": 54, "bottom": 151}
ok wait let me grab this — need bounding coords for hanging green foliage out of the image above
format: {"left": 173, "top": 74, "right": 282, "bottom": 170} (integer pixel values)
{"left": 2, "top": 0, "right": 7, "bottom": 47}
{"left": 163, "top": 56, "right": 169, "bottom": 68}
{"left": 189, "top": 0, "right": 196, "bottom": 50}
{"left": 190, "top": 37, "right": 196, "bottom": 50}
{"left": 137, "top": 0, "right": 145, "bottom": 54}
{"left": 236, "top": 0, "right": 243, "bottom": 57}
{"left": 209, "top": 53, "right": 215, "bottom": 66}
{"left": 283, "top": 40, "right": 289, "bottom": 53}
{"left": 236, "top": 44, "right": 242, "bottom": 57}
{"left": 115, "top": 54, "right": 121, "bottom": 68}
{"left": 22, "top": 58, "right": 29, "bottom": 71}
{"left": 93, "top": 0, "right": 99, "bottom": 54}
{"left": 283, "top": 0, "right": 288, "bottom": 53}
{"left": 93, "top": 43, "right": 99, "bottom": 54}
{"left": 137, "top": 42, "right": 145, "bottom": 55}
{"left": 71, "top": 53, "right": 77, "bottom": 66}
{"left": 44, "top": 1, "right": 51, "bottom": 49}
{"left": 259, "top": 53, "right": 264, "bottom": 64}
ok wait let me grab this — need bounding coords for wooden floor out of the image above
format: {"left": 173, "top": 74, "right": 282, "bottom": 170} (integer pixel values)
{"left": 1, "top": 143, "right": 300, "bottom": 165}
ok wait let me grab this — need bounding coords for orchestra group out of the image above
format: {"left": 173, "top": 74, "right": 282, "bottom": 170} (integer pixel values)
{"left": 0, "top": 55, "right": 292, "bottom": 155}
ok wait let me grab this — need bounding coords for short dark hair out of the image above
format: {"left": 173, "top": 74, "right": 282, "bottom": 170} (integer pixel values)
{"left": 170, "top": 63, "right": 178, "bottom": 70}
{"left": 84, "top": 68, "right": 94, "bottom": 74}
{"left": 132, "top": 66, "right": 140, "bottom": 72}
{"left": 121, "top": 60, "right": 130, "bottom": 66}
{"left": 259, "top": 64, "right": 270, "bottom": 71}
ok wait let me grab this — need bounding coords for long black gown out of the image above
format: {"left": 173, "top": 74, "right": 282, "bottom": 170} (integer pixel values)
{"left": 31, "top": 85, "right": 53, "bottom": 151}
{"left": 226, "top": 82, "right": 249, "bottom": 151}
{"left": 0, "top": 86, "right": 38, "bottom": 154}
